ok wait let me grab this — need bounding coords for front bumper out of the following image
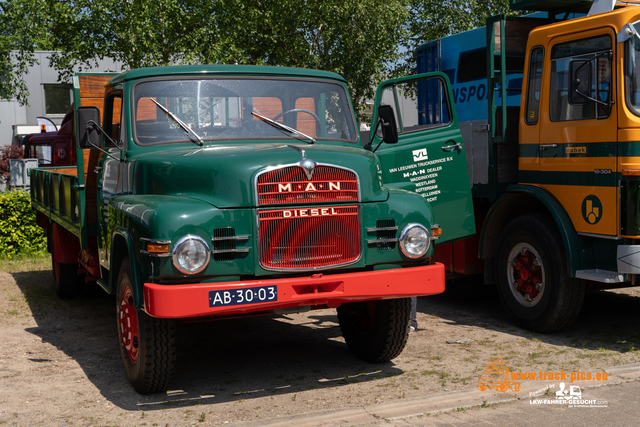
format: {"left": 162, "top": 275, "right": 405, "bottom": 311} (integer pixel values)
{"left": 143, "top": 263, "right": 445, "bottom": 319}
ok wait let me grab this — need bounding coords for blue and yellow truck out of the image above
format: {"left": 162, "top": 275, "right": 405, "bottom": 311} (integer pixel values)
{"left": 414, "top": 0, "right": 640, "bottom": 332}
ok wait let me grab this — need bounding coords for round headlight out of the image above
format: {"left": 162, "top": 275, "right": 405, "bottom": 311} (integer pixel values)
{"left": 172, "top": 235, "right": 210, "bottom": 274}
{"left": 399, "top": 223, "right": 431, "bottom": 258}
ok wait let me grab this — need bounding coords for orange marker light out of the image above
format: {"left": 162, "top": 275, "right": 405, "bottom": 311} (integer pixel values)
{"left": 622, "top": 169, "right": 640, "bottom": 176}
{"left": 431, "top": 227, "right": 443, "bottom": 236}
{"left": 147, "top": 243, "right": 170, "bottom": 254}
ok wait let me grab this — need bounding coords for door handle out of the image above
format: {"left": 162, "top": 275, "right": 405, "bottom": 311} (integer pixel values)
{"left": 442, "top": 140, "right": 462, "bottom": 152}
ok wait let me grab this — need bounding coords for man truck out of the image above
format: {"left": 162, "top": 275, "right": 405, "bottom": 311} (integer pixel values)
{"left": 31, "top": 65, "right": 475, "bottom": 393}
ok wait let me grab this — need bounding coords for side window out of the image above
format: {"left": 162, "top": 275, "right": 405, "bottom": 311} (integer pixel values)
{"left": 525, "top": 46, "right": 544, "bottom": 125}
{"left": 549, "top": 35, "right": 612, "bottom": 122}
{"left": 378, "top": 78, "right": 451, "bottom": 136}
{"left": 104, "top": 94, "right": 122, "bottom": 147}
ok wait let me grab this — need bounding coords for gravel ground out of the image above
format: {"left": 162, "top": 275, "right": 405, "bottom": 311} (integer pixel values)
{"left": 1, "top": 257, "right": 639, "bottom": 426}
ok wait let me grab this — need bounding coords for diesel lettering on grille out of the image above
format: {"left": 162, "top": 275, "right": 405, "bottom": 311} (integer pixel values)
{"left": 277, "top": 182, "right": 342, "bottom": 192}
{"left": 283, "top": 208, "right": 339, "bottom": 218}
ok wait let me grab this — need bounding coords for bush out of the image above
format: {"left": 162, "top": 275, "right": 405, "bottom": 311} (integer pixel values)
{"left": 0, "top": 145, "right": 25, "bottom": 188}
{"left": 0, "top": 189, "right": 46, "bottom": 259}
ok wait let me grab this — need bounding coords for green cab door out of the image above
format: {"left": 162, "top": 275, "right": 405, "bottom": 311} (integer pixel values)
{"left": 371, "top": 73, "right": 475, "bottom": 244}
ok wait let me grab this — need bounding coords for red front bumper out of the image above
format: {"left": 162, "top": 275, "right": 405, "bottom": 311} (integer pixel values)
{"left": 143, "top": 263, "right": 445, "bottom": 319}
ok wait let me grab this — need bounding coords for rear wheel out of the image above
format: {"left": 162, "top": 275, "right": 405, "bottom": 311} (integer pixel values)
{"left": 337, "top": 298, "right": 410, "bottom": 362}
{"left": 117, "top": 257, "right": 177, "bottom": 394}
{"left": 496, "top": 214, "right": 585, "bottom": 333}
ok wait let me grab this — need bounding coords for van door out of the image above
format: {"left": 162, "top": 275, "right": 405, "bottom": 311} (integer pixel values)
{"left": 372, "top": 73, "right": 475, "bottom": 244}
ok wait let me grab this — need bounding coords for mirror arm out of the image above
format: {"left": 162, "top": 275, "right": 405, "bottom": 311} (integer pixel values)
{"left": 85, "top": 121, "right": 122, "bottom": 162}
{"left": 372, "top": 120, "right": 388, "bottom": 153}
{"left": 367, "top": 117, "right": 382, "bottom": 150}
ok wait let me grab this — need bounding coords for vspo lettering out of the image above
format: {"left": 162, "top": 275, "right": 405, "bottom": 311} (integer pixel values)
{"left": 452, "top": 84, "right": 488, "bottom": 103}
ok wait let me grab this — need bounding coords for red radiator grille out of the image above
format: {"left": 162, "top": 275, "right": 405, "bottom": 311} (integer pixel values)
{"left": 258, "top": 205, "right": 360, "bottom": 270}
{"left": 257, "top": 165, "right": 358, "bottom": 205}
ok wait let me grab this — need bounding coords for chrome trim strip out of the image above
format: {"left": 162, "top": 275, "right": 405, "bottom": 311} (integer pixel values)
{"left": 212, "top": 248, "right": 251, "bottom": 254}
{"left": 212, "top": 235, "right": 250, "bottom": 241}
{"left": 367, "top": 238, "right": 398, "bottom": 245}
{"left": 140, "top": 237, "right": 171, "bottom": 245}
{"left": 140, "top": 250, "right": 172, "bottom": 258}
{"left": 366, "top": 226, "right": 398, "bottom": 233}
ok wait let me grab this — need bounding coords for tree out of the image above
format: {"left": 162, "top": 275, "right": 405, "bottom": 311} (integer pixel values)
{"left": 397, "top": 0, "right": 516, "bottom": 76}
{"left": 0, "top": 0, "right": 52, "bottom": 105}
{"left": 49, "top": 0, "right": 409, "bottom": 115}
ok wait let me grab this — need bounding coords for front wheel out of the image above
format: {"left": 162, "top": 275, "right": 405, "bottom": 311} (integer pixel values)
{"left": 117, "top": 257, "right": 177, "bottom": 394}
{"left": 496, "top": 214, "right": 585, "bottom": 333}
{"left": 337, "top": 298, "right": 410, "bottom": 363}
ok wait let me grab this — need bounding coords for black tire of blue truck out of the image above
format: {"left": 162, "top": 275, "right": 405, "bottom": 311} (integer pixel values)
{"left": 337, "top": 298, "right": 411, "bottom": 363}
{"left": 51, "top": 252, "right": 82, "bottom": 299}
{"left": 116, "top": 257, "right": 177, "bottom": 394}
{"left": 495, "top": 214, "right": 585, "bottom": 333}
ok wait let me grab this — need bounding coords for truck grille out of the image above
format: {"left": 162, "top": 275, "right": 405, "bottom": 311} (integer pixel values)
{"left": 257, "top": 165, "right": 358, "bottom": 205}
{"left": 258, "top": 205, "right": 360, "bottom": 270}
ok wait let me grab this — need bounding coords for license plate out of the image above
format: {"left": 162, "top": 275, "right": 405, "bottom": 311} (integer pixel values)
{"left": 209, "top": 285, "right": 277, "bottom": 307}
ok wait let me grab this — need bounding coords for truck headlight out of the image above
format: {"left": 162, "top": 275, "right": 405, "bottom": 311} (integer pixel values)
{"left": 399, "top": 223, "right": 430, "bottom": 258}
{"left": 172, "top": 235, "right": 210, "bottom": 274}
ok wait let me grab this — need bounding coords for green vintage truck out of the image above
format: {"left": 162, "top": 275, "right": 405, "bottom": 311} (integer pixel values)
{"left": 31, "top": 66, "right": 474, "bottom": 393}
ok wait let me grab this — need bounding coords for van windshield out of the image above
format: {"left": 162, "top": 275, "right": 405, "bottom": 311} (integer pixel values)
{"left": 132, "top": 78, "right": 357, "bottom": 145}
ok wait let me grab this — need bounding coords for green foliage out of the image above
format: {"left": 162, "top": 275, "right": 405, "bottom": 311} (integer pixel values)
{"left": 0, "top": 0, "right": 53, "bottom": 105}
{"left": 397, "top": 0, "right": 518, "bottom": 76}
{"left": 3, "top": 0, "right": 517, "bottom": 113}
{"left": 0, "top": 189, "right": 46, "bottom": 259}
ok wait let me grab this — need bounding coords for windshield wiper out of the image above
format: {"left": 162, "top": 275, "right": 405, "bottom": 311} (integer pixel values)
{"left": 251, "top": 111, "right": 315, "bottom": 144}
{"left": 148, "top": 97, "right": 203, "bottom": 146}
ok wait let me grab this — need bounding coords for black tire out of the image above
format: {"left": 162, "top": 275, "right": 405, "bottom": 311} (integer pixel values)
{"left": 51, "top": 248, "right": 82, "bottom": 299}
{"left": 496, "top": 214, "right": 585, "bottom": 333}
{"left": 337, "top": 298, "right": 410, "bottom": 363}
{"left": 116, "top": 257, "right": 177, "bottom": 394}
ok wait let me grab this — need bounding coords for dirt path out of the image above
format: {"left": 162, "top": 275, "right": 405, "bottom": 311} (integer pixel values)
{"left": 1, "top": 259, "right": 639, "bottom": 426}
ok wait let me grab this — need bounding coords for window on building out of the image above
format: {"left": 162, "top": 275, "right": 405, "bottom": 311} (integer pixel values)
{"left": 43, "top": 84, "right": 73, "bottom": 115}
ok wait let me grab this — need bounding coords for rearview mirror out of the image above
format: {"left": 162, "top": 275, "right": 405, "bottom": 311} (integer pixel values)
{"left": 378, "top": 105, "right": 398, "bottom": 144}
{"left": 77, "top": 106, "right": 101, "bottom": 148}
{"left": 570, "top": 60, "right": 591, "bottom": 105}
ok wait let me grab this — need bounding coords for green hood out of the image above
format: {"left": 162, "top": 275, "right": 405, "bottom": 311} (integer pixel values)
{"left": 132, "top": 143, "right": 388, "bottom": 208}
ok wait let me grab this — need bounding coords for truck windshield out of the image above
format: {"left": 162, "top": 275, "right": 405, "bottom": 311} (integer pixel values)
{"left": 133, "top": 78, "right": 357, "bottom": 145}
{"left": 625, "top": 21, "right": 640, "bottom": 116}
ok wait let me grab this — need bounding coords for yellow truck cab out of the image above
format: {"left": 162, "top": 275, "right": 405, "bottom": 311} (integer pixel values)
{"left": 420, "top": 0, "right": 640, "bottom": 332}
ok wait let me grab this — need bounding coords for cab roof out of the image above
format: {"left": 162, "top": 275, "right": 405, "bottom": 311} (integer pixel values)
{"left": 109, "top": 65, "right": 347, "bottom": 85}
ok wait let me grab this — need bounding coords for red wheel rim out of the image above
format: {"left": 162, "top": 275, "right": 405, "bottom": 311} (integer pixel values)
{"left": 507, "top": 243, "right": 545, "bottom": 307}
{"left": 118, "top": 285, "right": 140, "bottom": 365}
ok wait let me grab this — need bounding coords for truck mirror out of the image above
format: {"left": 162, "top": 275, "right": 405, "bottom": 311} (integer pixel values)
{"left": 378, "top": 105, "right": 399, "bottom": 144}
{"left": 77, "top": 106, "right": 101, "bottom": 148}
{"left": 570, "top": 60, "right": 591, "bottom": 104}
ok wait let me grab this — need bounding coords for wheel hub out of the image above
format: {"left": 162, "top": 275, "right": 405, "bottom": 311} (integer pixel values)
{"left": 118, "top": 285, "right": 140, "bottom": 365}
{"left": 507, "top": 244, "right": 544, "bottom": 307}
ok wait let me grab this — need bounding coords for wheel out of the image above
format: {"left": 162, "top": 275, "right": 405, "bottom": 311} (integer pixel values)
{"left": 117, "top": 257, "right": 177, "bottom": 394}
{"left": 496, "top": 214, "right": 585, "bottom": 333}
{"left": 511, "top": 383, "right": 521, "bottom": 392}
{"left": 272, "top": 109, "right": 321, "bottom": 127}
{"left": 50, "top": 228, "right": 82, "bottom": 299}
{"left": 477, "top": 384, "right": 487, "bottom": 391}
{"left": 497, "top": 382, "right": 507, "bottom": 392}
{"left": 337, "top": 298, "right": 410, "bottom": 363}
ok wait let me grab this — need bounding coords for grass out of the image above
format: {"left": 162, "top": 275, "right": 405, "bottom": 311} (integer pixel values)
{"left": 0, "top": 253, "right": 49, "bottom": 273}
